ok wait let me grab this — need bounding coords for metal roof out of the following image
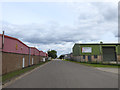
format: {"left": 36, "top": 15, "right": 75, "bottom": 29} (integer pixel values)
{"left": 75, "top": 43, "right": 120, "bottom": 45}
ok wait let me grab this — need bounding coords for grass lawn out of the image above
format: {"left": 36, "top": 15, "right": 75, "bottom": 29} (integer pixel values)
{"left": 2, "top": 61, "right": 50, "bottom": 83}
{"left": 64, "top": 60, "right": 120, "bottom": 68}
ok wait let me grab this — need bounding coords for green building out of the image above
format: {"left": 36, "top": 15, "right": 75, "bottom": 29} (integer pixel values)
{"left": 72, "top": 43, "right": 120, "bottom": 63}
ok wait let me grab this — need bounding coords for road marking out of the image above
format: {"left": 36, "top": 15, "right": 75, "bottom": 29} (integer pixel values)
{"left": 2, "top": 61, "right": 51, "bottom": 88}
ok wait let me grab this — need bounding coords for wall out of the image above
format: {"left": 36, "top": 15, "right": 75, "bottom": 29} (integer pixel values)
{"left": 30, "top": 55, "right": 40, "bottom": 65}
{"left": 3, "top": 36, "right": 29, "bottom": 54}
{"left": 30, "top": 47, "right": 39, "bottom": 56}
{"left": 34, "top": 48, "right": 39, "bottom": 56}
{"left": 91, "top": 55, "right": 102, "bottom": 62}
{"left": 117, "top": 45, "right": 120, "bottom": 55}
{"left": 74, "top": 56, "right": 81, "bottom": 62}
{"left": 73, "top": 44, "right": 101, "bottom": 56}
{"left": 73, "top": 44, "right": 81, "bottom": 56}
{"left": 0, "top": 35, "right": 2, "bottom": 51}
{"left": 1, "top": 35, "right": 48, "bottom": 74}
{"left": 2, "top": 52, "right": 29, "bottom": 75}
{"left": 0, "top": 51, "right": 2, "bottom": 75}
{"left": 80, "top": 45, "right": 101, "bottom": 55}
{"left": 30, "top": 48, "right": 35, "bottom": 55}
{"left": 117, "top": 55, "right": 120, "bottom": 62}
{"left": 40, "top": 51, "right": 47, "bottom": 57}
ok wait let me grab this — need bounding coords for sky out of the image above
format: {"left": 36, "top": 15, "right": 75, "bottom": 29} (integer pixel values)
{"left": 0, "top": 1, "right": 118, "bottom": 56}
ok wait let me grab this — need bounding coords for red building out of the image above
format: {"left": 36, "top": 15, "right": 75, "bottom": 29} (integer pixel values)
{"left": 0, "top": 33, "right": 48, "bottom": 75}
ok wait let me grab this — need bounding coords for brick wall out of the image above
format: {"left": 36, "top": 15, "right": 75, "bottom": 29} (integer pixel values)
{"left": 117, "top": 55, "right": 120, "bottom": 62}
{"left": 72, "top": 55, "right": 102, "bottom": 63}
{"left": 80, "top": 56, "right": 87, "bottom": 62}
{"left": 72, "top": 56, "right": 81, "bottom": 62}
{"left": 2, "top": 52, "right": 47, "bottom": 75}
{"left": 2, "top": 52, "right": 29, "bottom": 75}
{"left": 91, "top": 55, "right": 102, "bottom": 62}
{"left": 30, "top": 55, "right": 42, "bottom": 65}
{"left": 0, "top": 52, "right": 2, "bottom": 75}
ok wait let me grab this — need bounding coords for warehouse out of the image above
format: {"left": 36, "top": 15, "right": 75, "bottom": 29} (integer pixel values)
{"left": 40, "top": 51, "right": 48, "bottom": 62}
{"left": 0, "top": 33, "right": 48, "bottom": 75}
{"left": 72, "top": 43, "right": 120, "bottom": 63}
{"left": 63, "top": 53, "right": 73, "bottom": 60}
{"left": 30, "top": 47, "right": 40, "bottom": 65}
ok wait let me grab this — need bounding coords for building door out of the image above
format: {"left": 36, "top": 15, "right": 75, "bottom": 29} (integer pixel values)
{"left": 43, "top": 58, "right": 45, "bottom": 62}
{"left": 22, "top": 57, "right": 25, "bottom": 68}
{"left": 102, "top": 47, "right": 116, "bottom": 61}
{"left": 88, "top": 55, "right": 91, "bottom": 62}
{"left": 32, "top": 58, "right": 34, "bottom": 65}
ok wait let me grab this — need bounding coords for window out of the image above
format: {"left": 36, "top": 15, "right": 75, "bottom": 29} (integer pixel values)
{"left": 83, "top": 55, "right": 85, "bottom": 59}
{"left": 94, "top": 55, "right": 97, "bottom": 59}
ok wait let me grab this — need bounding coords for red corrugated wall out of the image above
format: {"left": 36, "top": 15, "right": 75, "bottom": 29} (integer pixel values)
{"left": 2, "top": 35, "right": 29, "bottom": 54}
{"left": 1, "top": 34, "right": 47, "bottom": 57}
{"left": 0, "top": 35, "right": 2, "bottom": 51}
{"left": 40, "top": 51, "right": 44, "bottom": 56}
{"left": 30, "top": 47, "right": 35, "bottom": 55}
{"left": 30, "top": 47, "right": 39, "bottom": 56}
{"left": 40, "top": 51, "right": 47, "bottom": 57}
{"left": 35, "top": 48, "right": 39, "bottom": 56}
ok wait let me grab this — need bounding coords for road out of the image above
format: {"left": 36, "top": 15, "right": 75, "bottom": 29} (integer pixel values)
{"left": 5, "top": 59, "right": 118, "bottom": 88}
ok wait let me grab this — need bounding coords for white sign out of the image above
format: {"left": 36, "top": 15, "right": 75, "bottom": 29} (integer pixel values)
{"left": 82, "top": 47, "right": 92, "bottom": 53}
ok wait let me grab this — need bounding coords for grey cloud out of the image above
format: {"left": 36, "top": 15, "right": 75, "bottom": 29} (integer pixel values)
{"left": 77, "top": 2, "right": 117, "bottom": 25}
{"left": 2, "top": 19, "right": 117, "bottom": 45}
{"left": 1, "top": 2, "right": 118, "bottom": 56}
{"left": 1, "top": 2, "right": 118, "bottom": 51}
{"left": 91, "top": 2, "right": 117, "bottom": 22}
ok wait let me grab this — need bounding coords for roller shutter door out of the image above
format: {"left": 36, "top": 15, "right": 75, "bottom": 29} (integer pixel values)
{"left": 102, "top": 47, "right": 116, "bottom": 61}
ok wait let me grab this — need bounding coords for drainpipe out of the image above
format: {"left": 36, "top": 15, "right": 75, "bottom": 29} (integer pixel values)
{"left": 2, "top": 31, "right": 4, "bottom": 49}
{"left": 116, "top": 45, "right": 118, "bottom": 65}
{"left": 100, "top": 42, "right": 103, "bottom": 64}
{"left": 28, "top": 47, "right": 31, "bottom": 66}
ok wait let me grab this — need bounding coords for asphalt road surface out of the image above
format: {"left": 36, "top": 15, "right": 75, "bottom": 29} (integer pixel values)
{"left": 5, "top": 59, "right": 118, "bottom": 88}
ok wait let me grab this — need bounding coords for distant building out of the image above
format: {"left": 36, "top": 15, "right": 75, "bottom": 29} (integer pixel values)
{"left": 72, "top": 43, "right": 120, "bottom": 63}
{"left": 63, "top": 53, "right": 73, "bottom": 60}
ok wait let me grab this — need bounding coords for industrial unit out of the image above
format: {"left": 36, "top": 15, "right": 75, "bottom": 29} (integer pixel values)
{"left": 72, "top": 43, "right": 120, "bottom": 63}
{"left": 63, "top": 53, "right": 73, "bottom": 60}
{"left": 0, "top": 33, "right": 48, "bottom": 75}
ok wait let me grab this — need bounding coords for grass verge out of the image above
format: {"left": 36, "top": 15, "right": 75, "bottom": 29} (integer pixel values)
{"left": 2, "top": 61, "right": 50, "bottom": 83}
{"left": 64, "top": 59, "right": 120, "bottom": 68}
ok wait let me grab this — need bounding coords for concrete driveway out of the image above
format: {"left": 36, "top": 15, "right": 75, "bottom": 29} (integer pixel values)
{"left": 4, "top": 59, "right": 118, "bottom": 88}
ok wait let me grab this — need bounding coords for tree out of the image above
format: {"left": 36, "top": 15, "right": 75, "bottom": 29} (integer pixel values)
{"left": 59, "top": 55, "right": 65, "bottom": 59}
{"left": 48, "top": 50, "right": 57, "bottom": 59}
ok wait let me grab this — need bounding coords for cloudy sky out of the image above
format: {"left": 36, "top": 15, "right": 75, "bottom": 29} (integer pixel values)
{"left": 0, "top": 1, "right": 118, "bottom": 56}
